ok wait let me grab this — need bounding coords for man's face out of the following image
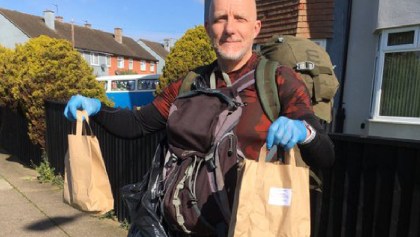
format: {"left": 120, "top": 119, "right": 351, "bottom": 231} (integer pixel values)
{"left": 206, "top": 0, "right": 261, "bottom": 64}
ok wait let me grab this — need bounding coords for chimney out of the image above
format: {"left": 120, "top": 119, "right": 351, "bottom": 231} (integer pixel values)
{"left": 84, "top": 23, "right": 92, "bottom": 29}
{"left": 114, "top": 27, "right": 123, "bottom": 44}
{"left": 163, "top": 38, "right": 176, "bottom": 52}
{"left": 43, "top": 10, "right": 55, "bottom": 30}
{"left": 55, "top": 16, "right": 63, "bottom": 22}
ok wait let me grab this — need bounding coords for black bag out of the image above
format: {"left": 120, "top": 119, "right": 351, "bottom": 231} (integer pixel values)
{"left": 121, "top": 140, "right": 169, "bottom": 237}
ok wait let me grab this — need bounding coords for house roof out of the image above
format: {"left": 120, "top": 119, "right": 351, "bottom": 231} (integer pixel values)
{"left": 139, "top": 38, "right": 169, "bottom": 59}
{"left": 0, "top": 8, "right": 157, "bottom": 61}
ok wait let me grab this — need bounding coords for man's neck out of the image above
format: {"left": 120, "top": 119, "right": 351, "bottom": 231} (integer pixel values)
{"left": 217, "top": 52, "right": 253, "bottom": 73}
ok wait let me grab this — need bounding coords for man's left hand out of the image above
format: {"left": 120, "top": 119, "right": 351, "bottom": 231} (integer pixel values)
{"left": 266, "top": 116, "right": 308, "bottom": 150}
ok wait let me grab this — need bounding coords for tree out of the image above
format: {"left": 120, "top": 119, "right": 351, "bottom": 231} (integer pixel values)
{"left": 0, "top": 35, "right": 112, "bottom": 148}
{"left": 157, "top": 25, "right": 216, "bottom": 93}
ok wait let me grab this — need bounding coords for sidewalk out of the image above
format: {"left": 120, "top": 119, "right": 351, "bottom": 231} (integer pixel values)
{"left": 0, "top": 151, "right": 128, "bottom": 237}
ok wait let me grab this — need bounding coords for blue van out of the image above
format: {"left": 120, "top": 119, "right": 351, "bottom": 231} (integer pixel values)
{"left": 96, "top": 74, "right": 160, "bottom": 109}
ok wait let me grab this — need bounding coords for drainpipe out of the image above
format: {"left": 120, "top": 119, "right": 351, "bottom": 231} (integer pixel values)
{"left": 335, "top": 0, "right": 353, "bottom": 133}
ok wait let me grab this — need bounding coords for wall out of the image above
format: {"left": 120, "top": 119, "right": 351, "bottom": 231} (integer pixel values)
{"left": 80, "top": 51, "right": 109, "bottom": 77}
{"left": 0, "top": 14, "right": 29, "bottom": 48}
{"left": 377, "top": 0, "right": 420, "bottom": 30}
{"left": 341, "top": 0, "right": 379, "bottom": 136}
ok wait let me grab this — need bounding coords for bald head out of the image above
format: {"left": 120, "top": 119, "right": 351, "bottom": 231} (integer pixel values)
{"left": 205, "top": 0, "right": 261, "bottom": 72}
{"left": 208, "top": 0, "right": 258, "bottom": 23}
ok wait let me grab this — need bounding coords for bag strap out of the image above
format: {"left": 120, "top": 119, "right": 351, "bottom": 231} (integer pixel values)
{"left": 255, "top": 56, "right": 281, "bottom": 122}
{"left": 179, "top": 63, "right": 216, "bottom": 95}
{"left": 75, "top": 110, "right": 93, "bottom": 136}
{"left": 179, "top": 71, "right": 198, "bottom": 95}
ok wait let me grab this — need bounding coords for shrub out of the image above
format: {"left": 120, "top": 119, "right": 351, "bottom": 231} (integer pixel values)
{"left": 157, "top": 25, "right": 216, "bottom": 93}
{"left": 0, "top": 45, "right": 15, "bottom": 108}
{"left": 0, "top": 35, "right": 112, "bottom": 147}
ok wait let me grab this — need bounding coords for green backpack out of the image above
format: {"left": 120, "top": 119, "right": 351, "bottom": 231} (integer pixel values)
{"left": 256, "top": 34, "right": 340, "bottom": 123}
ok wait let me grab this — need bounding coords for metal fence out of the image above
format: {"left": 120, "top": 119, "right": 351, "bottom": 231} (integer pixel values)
{"left": 0, "top": 106, "right": 42, "bottom": 165}
{"left": 1, "top": 101, "right": 420, "bottom": 237}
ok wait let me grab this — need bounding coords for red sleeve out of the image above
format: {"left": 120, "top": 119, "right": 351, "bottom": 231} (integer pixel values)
{"left": 152, "top": 79, "right": 183, "bottom": 119}
{"left": 276, "top": 66, "right": 313, "bottom": 119}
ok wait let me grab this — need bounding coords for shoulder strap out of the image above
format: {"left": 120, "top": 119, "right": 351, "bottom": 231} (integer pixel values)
{"left": 255, "top": 56, "right": 281, "bottom": 122}
{"left": 179, "top": 71, "right": 198, "bottom": 95}
{"left": 179, "top": 62, "right": 217, "bottom": 96}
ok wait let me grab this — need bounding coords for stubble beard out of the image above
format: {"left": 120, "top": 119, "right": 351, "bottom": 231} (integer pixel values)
{"left": 213, "top": 42, "right": 249, "bottom": 62}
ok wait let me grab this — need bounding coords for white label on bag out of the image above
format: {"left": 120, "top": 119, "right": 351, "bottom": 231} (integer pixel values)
{"left": 268, "top": 187, "right": 292, "bottom": 206}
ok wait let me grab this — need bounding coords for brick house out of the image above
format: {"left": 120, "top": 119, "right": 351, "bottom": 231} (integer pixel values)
{"left": 0, "top": 8, "right": 157, "bottom": 77}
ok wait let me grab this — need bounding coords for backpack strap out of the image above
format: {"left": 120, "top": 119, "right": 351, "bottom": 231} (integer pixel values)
{"left": 255, "top": 56, "right": 281, "bottom": 122}
{"left": 179, "top": 71, "right": 199, "bottom": 95}
{"left": 179, "top": 63, "right": 217, "bottom": 95}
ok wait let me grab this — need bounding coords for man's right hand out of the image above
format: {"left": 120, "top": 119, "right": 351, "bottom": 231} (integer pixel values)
{"left": 63, "top": 94, "right": 101, "bottom": 121}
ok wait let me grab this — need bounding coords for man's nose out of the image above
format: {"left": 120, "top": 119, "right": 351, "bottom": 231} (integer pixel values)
{"left": 224, "top": 18, "right": 235, "bottom": 35}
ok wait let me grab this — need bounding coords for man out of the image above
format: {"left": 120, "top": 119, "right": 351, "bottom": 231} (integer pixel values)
{"left": 65, "top": 0, "right": 333, "bottom": 163}
{"left": 65, "top": 0, "right": 334, "bottom": 233}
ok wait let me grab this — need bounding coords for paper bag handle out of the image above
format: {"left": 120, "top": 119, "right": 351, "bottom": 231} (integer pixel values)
{"left": 259, "top": 144, "right": 297, "bottom": 166}
{"left": 75, "top": 110, "right": 93, "bottom": 136}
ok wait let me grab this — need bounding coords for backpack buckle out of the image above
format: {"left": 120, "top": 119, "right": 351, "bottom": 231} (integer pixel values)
{"left": 296, "top": 61, "right": 315, "bottom": 71}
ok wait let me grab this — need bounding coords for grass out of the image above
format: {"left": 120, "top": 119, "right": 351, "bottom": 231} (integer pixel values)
{"left": 120, "top": 219, "right": 130, "bottom": 230}
{"left": 99, "top": 210, "right": 130, "bottom": 230}
{"left": 99, "top": 210, "right": 117, "bottom": 221}
{"left": 32, "top": 153, "right": 64, "bottom": 188}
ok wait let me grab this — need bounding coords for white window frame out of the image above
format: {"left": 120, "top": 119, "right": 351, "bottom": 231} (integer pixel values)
{"left": 150, "top": 62, "right": 155, "bottom": 72}
{"left": 106, "top": 55, "right": 111, "bottom": 67}
{"left": 140, "top": 60, "right": 146, "bottom": 71}
{"left": 117, "top": 56, "right": 124, "bottom": 69}
{"left": 90, "top": 53, "right": 99, "bottom": 65}
{"left": 128, "top": 58, "right": 134, "bottom": 70}
{"left": 371, "top": 26, "right": 420, "bottom": 124}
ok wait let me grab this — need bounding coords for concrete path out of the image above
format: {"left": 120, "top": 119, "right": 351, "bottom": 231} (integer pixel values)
{"left": 0, "top": 151, "right": 128, "bottom": 237}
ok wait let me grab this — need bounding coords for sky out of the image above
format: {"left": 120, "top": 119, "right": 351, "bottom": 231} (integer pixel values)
{"left": 0, "top": 0, "right": 206, "bottom": 43}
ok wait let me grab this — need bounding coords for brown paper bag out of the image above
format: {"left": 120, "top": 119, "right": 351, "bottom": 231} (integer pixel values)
{"left": 63, "top": 110, "right": 114, "bottom": 215}
{"left": 229, "top": 144, "right": 310, "bottom": 237}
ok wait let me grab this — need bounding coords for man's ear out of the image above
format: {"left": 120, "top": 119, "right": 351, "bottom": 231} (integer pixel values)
{"left": 205, "top": 21, "right": 210, "bottom": 36}
{"left": 204, "top": 20, "right": 211, "bottom": 37}
{"left": 254, "top": 20, "right": 262, "bottom": 38}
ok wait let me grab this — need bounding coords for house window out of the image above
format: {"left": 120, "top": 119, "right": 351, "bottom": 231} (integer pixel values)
{"left": 117, "top": 57, "right": 124, "bottom": 69}
{"left": 150, "top": 62, "right": 155, "bottom": 72}
{"left": 90, "top": 53, "right": 99, "bottom": 65}
{"left": 140, "top": 60, "right": 146, "bottom": 71}
{"left": 106, "top": 56, "right": 111, "bottom": 67}
{"left": 129, "top": 58, "right": 133, "bottom": 70}
{"left": 373, "top": 26, "right": 420, "bottom": 121}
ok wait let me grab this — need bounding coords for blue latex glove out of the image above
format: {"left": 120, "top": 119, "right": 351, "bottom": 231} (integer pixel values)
{"left": 266, "top": 116, "right": 307, "bottom": 150}
{"left": 63, "top": 94, "right": 101, "bottom": 121}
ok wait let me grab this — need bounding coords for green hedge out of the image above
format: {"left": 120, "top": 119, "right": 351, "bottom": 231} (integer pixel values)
{"left": 0, "top": 35, "right": 112, "bottom": 148}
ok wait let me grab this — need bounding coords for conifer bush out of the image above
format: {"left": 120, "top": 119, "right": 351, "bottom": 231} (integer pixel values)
{"left": 0, "top": 35, "right": 111, "bottom": 148}
{"left": 157, "top": 25, "right": 216, "bottom": 93}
